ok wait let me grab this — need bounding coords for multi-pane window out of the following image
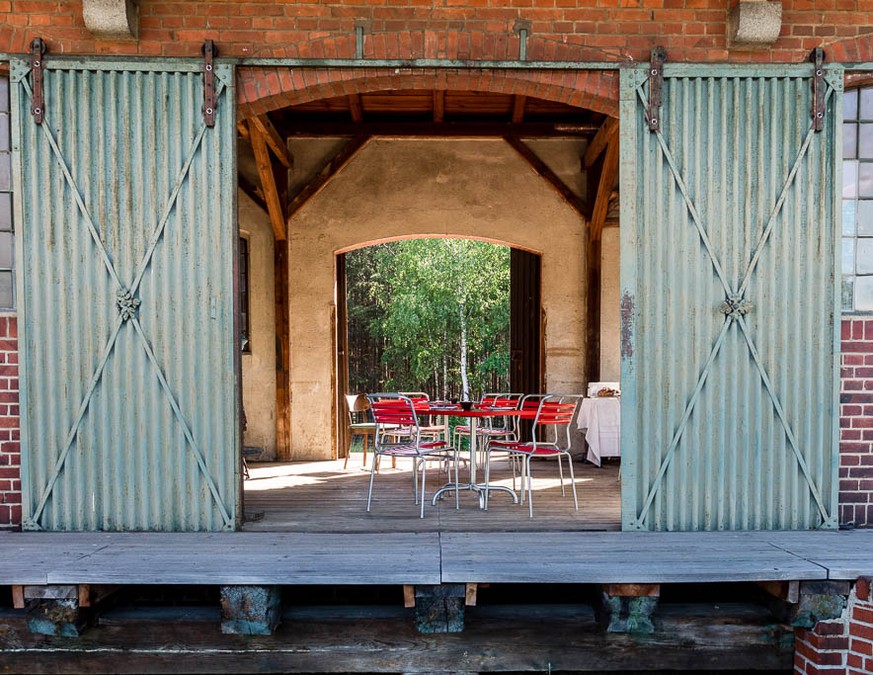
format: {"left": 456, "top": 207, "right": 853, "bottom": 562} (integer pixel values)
{"left": 0, "top": 76, "right": 14, "bottom": 310}
{"left": 842, "top": 87, "right": 873, "bottom": 311}
{"left": 239, "top": 237, "right": 250, "bottom": 352}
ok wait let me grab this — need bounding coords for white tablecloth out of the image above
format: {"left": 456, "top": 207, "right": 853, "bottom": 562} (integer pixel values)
{"left": 576, "top": 397, "right": 620, "bottom": 467}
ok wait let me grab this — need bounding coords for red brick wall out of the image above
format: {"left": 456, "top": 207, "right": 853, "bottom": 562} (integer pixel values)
{"left": 0, "top": 315, "right": 19, "bottom": 529}
{"left": 795, "top": 617, "right": 849, "bottom": 673}
{"left": 1, "top": 1, "right": 873, "bottom": 64}
{"left": 841, "top": 318, "right": 873, "bottom": 528}
{"left": 795, "top": 578, "right": 873, "bottom": 674}
{"left": 849, "top": 577, "right": 873, "bottom": 673}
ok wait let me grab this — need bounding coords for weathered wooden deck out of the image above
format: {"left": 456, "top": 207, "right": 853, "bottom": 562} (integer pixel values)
{"left": 4, "top": 456, "right": 873, "bottom": 586}
{"left": 242, "top": 457, "right": 623, "bottom": 532}
{"left": 3, "top": 527, "right": 873, "bottom": 587}
{"left": 4, "top": 457, "right": 872, "bottom": 675}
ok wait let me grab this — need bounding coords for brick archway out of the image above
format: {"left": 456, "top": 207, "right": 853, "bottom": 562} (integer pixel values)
{"left": 238, "top": 67, "right": 619, "bottom": 119}
{"left": 236, "top": 29, "right": 621, "bottom": 119}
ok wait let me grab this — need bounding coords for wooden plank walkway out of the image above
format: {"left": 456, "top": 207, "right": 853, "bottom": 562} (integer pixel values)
{"left": 4, "top": 529, "right": 873, "bottom": 587}
{"left": 440, "top": 531, "right": 859, "bottom": 584}
{"left": 242, "top": 457, "right": 622, "bottom": 532}
{"left": 5, "top": 459, "right": 873, "bottom": 588}
{"left": 0, "top": 532, "right": 442, "bottom": 586}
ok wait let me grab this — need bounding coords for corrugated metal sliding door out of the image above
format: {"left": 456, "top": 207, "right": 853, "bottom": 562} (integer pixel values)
{"left": 10, "top": 57, "right": 239, "bottom": 531}
{"left": 620, "top": 63, "right": 842, "bottom": 531}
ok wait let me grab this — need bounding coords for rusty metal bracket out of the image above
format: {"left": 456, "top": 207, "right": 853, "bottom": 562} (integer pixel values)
{"left": 810, "top": 47, "right": 825, "bottom": 132}
{"left": 646, "top": 47, "right": 666, "bottom": 133}
{"left": 30, "top": 37, "right": 46, "bottom": 125}
{"left": 202, "top": 40, "right": 217, "bottom": 128}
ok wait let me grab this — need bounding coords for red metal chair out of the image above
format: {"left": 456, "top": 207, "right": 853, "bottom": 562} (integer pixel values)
{"left": 483, "top": 394, "right": 582, "bottom": 517}
{"left": 366, "top": 393, "right": 459, "bottom": 518}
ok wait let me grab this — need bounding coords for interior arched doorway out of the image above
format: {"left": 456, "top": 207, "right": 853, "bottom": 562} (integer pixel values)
{"left": 335, "top": 238, "right": 543, "bottom": 462}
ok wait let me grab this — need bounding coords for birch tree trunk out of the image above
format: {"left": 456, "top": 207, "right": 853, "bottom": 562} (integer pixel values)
{"left": 458, "top": 278, "right": 470, "bottom": 401}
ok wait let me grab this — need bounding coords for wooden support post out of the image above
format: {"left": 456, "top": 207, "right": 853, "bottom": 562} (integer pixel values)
{"left": 465, "top": 583, "right": 478, "bottom": 607}
{"left": 589, "top": 137, "right": 620, "bottom": 242}
{"left": 23, "top": 585, "right": 91, "bottom": 637}
{"left": 597, "top": 584, "right": 660, "bottom": 634}
{"left": 77, "top": 584, "right": 121, "bottom": 608}
{"left": 403, "top": 585, "right": 415, "bottom": 608}
{"left": 274, "top": 241, "right": 291, "bottom": 461}
{"left": 11, "top": 585, "right": 24, "bottom": 609}
{"left": 220, "top": 585, "right": 282, "bottom": 635}
{"left": 413, "top": 584, "right": 466, "bottom": 634}
{"left": 756, "top": 580, "right": 800, "bottom": 604}
{"left": 760, "top": 580, "right": 849, "bottom": 628}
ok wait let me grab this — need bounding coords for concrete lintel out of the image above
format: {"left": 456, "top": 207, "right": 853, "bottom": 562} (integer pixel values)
{"left": 82, "top": 0, "right": 139, "bottom": 40}
{"left": 728, "top": 1, "right": 782, "bottom": 48}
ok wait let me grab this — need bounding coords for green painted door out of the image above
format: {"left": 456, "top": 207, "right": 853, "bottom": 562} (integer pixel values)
{"left": 11, "top": 58, "right": 239, "bottom": 531}
{"left": 620, "top": 63, "right": 842, "bottom": 530}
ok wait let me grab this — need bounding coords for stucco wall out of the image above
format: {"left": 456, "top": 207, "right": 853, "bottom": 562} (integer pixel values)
{"left": 239, "top": 190, "right": 277, "bottom": 459}
{"left": 287, "top": 138, "right": 588, "bottom": 460}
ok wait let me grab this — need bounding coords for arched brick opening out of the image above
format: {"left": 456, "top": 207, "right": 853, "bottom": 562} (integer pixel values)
{"left": 237, "top": 68, "right": 619, "bottom": 119}
{"left": 827, "top": 34, "right": 873, "bottom": 64}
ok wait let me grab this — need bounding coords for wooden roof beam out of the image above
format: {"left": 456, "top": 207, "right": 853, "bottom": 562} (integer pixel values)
{"left": 287, "top": 135, "right": 372, "bottom": 221}
{"left": 248, "top": 120, "right": 288, "bottom": 241}
{"left": 504, "top": 136, "right": 587, "bottom": 220}
{"left": 433, "top": 90, "right": 445, "bottom": 123}
{"left": 280, "top": 120, "right": 599, "bottom": 137}
{"left": 348, "top": 94, "right": 363, "bottom": 122}
{"left": 238, "top": 173, "right": 268, "bottom": 214}
{"left": 583, "top": 117, "right": 618, "bottom": 169}
{"left": 512, "top": 95, "right": 526, "bottom": 124}
{"left": 589, "top": 137, "right": 619, "bottom": 242}
{"left": 250, "top": 114, "right": 294, "bottom": 169}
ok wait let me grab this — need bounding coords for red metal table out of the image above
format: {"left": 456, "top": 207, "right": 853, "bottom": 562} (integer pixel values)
{"left": 421, "top": 404, "right": 523, "bottom": 507}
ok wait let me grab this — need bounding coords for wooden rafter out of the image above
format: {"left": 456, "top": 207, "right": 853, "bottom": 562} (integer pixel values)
{"left": 348, "top": 94, "right": 363, "bottom": 122}
{"left": 504, "top": 136, "right": 587, "bottom": 218}
{"left": 249, "top": 121, "right": 288, "bottom": 241}
{"left": 287, "top": 135, "right": 371, "bottom": 220}
{"left": 512, "top": 95, "right": 526, "bottom": 124}
{"left": 238, "top": 173, "right": 268, "bottom": 214}
{"left": 589, "top": 137, "right": 619, "bottom": 242}
{"left": 584, "top": 117, "right": 618, "bottom": 169}
{"left": 237, "top": 121, "right": 250, "bottom": 140}
{"left": 433, "top": 90, "right": 445, "bottom": 123}
{"left": 249, "top": 114, "right": 294, "bottom": 169}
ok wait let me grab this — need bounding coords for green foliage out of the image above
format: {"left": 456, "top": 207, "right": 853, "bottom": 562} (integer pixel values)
{"left": 346, "top": 239, "right": 510, "bottom": 398}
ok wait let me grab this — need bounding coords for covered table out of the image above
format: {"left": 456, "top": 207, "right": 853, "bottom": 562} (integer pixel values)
{"left": 576, "top": 397, "right": 620, "bottom": 467}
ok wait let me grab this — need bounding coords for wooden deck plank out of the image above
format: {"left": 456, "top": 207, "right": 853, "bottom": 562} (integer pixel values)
{"left": 0, "top": 532, "right": 441, "bottom": 586}
{"left": 6, "top": 460, "right": 873, "bottom": 588}
{"left": 765, "top": 529, "right": 873, "bottom": 580}
{"left": 440, "top": 531, "right": 832, "bottom": 584}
